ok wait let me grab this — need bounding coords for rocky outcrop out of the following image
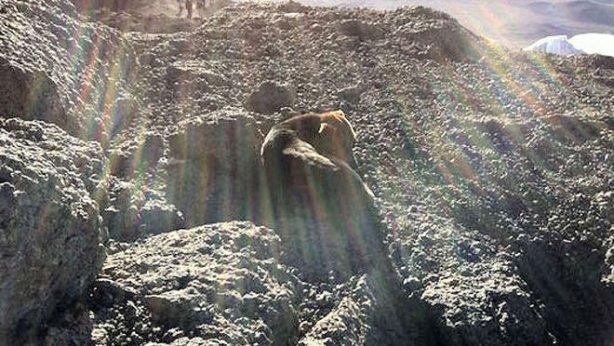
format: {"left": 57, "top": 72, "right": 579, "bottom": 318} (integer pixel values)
{"left": 0, "top": 58, "right": 66, "bottom": 131}
{"left": 246, "top": 80, "right": 296, "bottom": 115}
{"left": 91, "top": 222, "right": 301, "bottom": 345}
{"left": 91, "top": 221, "right": 432, "bottom": 345}
{"left": 390, "top": 6, "right": 481, "bottom": 62}
{"left": 299, "top": 273, "right": 431, "bottom": 345}
{"left": 107, "top": 131, "right": 165, "bottom": 179}
{"left": 338, "top": 19, "right": 385, "bottom": 42}
{"left": 104, "top": 1, "right": 613, "bottom": 343}
{"left": 0, "top": 0, "right": 137, "bottom": 140}
{"left": 166, "top": 107, "right": 266, "bottom": 226}
{"left": 0, "top": 118, "right": 104, "bottom": 342}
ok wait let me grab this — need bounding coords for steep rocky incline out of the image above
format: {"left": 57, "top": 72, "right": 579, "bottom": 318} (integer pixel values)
{"left": 109, "top": 3, "right": 612, "bottom": 344}
{"left": 0, "top": 0, "right": 613, "bottom": 344}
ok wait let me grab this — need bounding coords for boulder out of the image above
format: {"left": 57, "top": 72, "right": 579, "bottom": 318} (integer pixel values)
{"left": 0, "top": 118, "right": 104, "bottom": 342}
{"left": 337, "top": 85, "right": 363, "bottom": 105}
{"left": 420, "top": 257, "right": 551, "bottom": 345}
{"left": 108, "top": 132, "right": 165, "bottom": 179}
{"left": 92, "top": 222, "right": 300, "bottom": 345}
{"left": 166, "top": 107, "right": 266, "bottom": 226}
{"left": 245, "top": 81, "right": 296, "bottom": 115}
{"left": 0, "top": 59, "right": 68, "bottom": 131}
{"left": 0, "top": 118, "right": 106, "bottom": 193}
{"left": 299, "top": 274, "right": 426, "bottom": 345}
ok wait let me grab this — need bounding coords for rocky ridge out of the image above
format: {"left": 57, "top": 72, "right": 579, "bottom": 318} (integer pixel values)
{"left": 0, "top": 0, "right": 613, "bottom": 344}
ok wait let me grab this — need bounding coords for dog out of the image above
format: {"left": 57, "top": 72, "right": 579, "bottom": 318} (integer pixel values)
{"left": 261, "top": 110, "right": 383, "bottom": 281}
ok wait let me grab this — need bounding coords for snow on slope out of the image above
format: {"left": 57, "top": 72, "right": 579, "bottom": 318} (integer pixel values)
{"left": 525, "top": 33, "right": 614, "bottom": 57}
{"left": 569, "top": 33, "right": 614, "bottom": 57}
{"left": 524, "top": 35, "right": 586, "bottom": 55}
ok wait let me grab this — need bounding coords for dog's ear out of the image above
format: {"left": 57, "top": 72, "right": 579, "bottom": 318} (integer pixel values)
{"left": 327, "top": 110, "right": 357, "bottom": 142}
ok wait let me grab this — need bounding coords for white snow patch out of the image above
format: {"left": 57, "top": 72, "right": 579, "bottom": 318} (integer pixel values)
{"left": 524, "top": 35, "right": 585, "bottom": 56}
{"left": 569, "top": 33, "right": 614, "bottom": 58}
{"left": 525, "top": 33, "right": 614, "bottom": 57}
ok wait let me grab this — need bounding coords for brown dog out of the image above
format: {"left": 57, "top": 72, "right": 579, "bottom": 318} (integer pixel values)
{"left": 261, "top": 111, "right": 373, "bottom": 215}
{"left": 261, "top": 110, "right": 381, "bottom": 281}
{"left": 261, "top": 111, "right": 415, "bottom": 336}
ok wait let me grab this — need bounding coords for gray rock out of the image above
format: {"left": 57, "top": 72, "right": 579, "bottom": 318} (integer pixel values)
{"left": 337, "top": 85, "right": 363, "bottom": 105}
{"left": 390, "top": 6, "right": 480, "bottom": 61}
{"left": 0, "top": 118, "right": 104, "bottom": 342}
{"left": 300, "top": 281, "right": 372, "bottom": 345}
{"left": 0, "top": 116, "right": 106, "bottom": 196}
{"left": 0, "top": 58, "right": 67, "bottom": 131}
{"left": 278, "top": 0, "right": 309, "bottom": 14}
{"left": 92, "top": 222, "right": 301, "bottom": 345}
{"left": 420, "top": 254, "right": 550, "bottom": 345}
{"left": 299, "top": 274, "right": 426, "bottom": 345}
{"left": 245, "top": 80, "right": 296, "bottom": 115}
{"left": 98, "top": 176, "right": 185, "bottom": 242}
{"left": 166, "top": 107, "right": 265, "bottom": 226}
{"left": 274, "top": 13, "right": 307, "bottom": 31}
{"left": 108, "top": 132, "right": 165, "bottom": 179}
{"left": 41, "top": 303, "right": 94, "bottom": 346}
{"left": 166, "top": 62, "right": 227, "bottom": 93}
{"left": 108, "top": 96, "right": 141, "bottom": 139}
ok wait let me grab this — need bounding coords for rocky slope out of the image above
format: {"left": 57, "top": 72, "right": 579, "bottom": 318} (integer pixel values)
{"left": 0, "top": 0, "right": 613, "bottom": 344}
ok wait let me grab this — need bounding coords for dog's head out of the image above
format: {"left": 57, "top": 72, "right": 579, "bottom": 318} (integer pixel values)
{"left": 315, "top": 110, "right": 358, "bottom": 169}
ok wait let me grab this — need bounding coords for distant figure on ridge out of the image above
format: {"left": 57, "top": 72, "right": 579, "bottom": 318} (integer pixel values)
{"left": 176, "top": 0, "right": 194, "bottom": 19}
